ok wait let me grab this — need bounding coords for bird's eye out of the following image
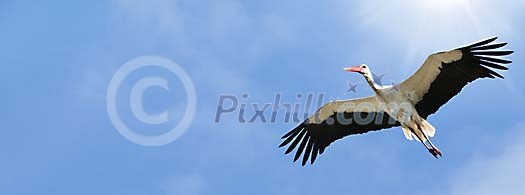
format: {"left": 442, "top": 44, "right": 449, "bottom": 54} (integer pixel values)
{"left": 362, "top": 66, "right": 367, "bottom": 69}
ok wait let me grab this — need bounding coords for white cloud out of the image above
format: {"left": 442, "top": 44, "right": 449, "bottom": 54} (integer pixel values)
{"left": 75, "top": 67, "right": 112, "bottom": 102}
{"left": 113, "top": 0, "right": 180, "bottom": 25}
{"left": 110, "top": 0, "right": 299, "bottom": 94}
{"left": 162, "top": 173, "right": 204, "bottom": 195}
{"left": 446, "top": 122, "right": 525, "bottom": 195}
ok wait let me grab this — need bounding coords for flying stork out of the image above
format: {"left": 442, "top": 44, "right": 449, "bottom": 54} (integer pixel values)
{"left": 279, "top": 37, "right": 513, "bottom": 165}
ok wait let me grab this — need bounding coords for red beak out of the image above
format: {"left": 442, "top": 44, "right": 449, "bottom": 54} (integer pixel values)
{"left": 344, "top": 66, "right": 363, "bottom": 73}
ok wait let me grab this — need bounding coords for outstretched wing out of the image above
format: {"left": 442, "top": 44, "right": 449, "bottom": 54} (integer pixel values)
{"left": 399, "top": 37, "right": 512, "bottom": 118}
{"left": 279, "top": 96, "right": 400, "bottom": 165}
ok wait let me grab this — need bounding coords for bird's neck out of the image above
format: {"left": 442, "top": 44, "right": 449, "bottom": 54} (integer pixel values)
{"left": 365, "top": 74, "right": 380, "bottom": 92}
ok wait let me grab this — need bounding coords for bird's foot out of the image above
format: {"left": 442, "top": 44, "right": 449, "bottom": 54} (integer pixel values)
{"left": 428, "top": 148, "right": 443, "bottom": 159}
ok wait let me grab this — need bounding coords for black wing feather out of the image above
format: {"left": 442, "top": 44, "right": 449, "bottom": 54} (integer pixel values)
{"left": 415, "top": 37, "right": 512, "bottom": 118}
{"left": 302, "top": 140, "right": 314, "bottom": 165}
{"left": 279, "top": 127, "right": 302, "bottom": 147}
{"left": 478, "top": 60, "right": 508, "bottom": 70}
{"left": 475, "top": 55, "right": 512, "bottom": 64}
{"left": 470, "top": 43, "right": 507, "bottom": 51}
{"left": 285, "top": 130, "right": 306, "bottom": 154}
{"left": 310, "top": 143, "right": 319, "bottom": 164}
{"left": 280, "top": 111, "right": 399, "bottom": 165}
{"left": 465, "top": 37, "right": 497, "bottom": 48}
{"left": 471, "top": 51, "right": 514, "bottom": 56}
{"left": 294, "top": 134, "right": 310, "bottom": 162}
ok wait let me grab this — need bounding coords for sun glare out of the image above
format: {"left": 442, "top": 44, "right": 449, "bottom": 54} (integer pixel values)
{"left": 426, "top": 0, "right": 470, "bottom": 8}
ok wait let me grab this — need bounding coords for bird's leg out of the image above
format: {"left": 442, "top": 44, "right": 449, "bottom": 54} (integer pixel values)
{"left": 410, "top": 125, "right": 441, "bottom": 159}
{"left": 415, "top": 122, "right": 442, "bottom": 158}
{"left": 425, "top": 136, "right": 442, "bottom": 158}
{"left": 418, "top": 139, "right": 431, "bottom": 150}
{"left": 408, "top": 126, "right": 431, "bottom": 150}
{"left": 416, "top": 136, "right": 440, "bottom": 159}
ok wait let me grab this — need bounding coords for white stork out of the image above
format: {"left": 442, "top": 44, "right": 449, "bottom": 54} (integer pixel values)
{"left": 280, "top": 37, "right": 513, "bottom": 165}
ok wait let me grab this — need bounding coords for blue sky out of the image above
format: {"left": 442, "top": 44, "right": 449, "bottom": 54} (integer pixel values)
{"left": 2, "top": 0, "right": 525, "bottom": 194}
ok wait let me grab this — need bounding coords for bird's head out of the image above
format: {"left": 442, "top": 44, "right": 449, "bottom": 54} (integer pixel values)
{"left": 344, "top": 64, "right": 372, "bottom": 78}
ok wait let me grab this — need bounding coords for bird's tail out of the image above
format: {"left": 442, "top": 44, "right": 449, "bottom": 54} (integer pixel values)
{"left": 421, "top": 119, "right": 436, "bottom": 138}
{"left": 402, "top": 119, "right": 435, "bottom": 141}
{"left": 402, "top": 127, "right": 415, "bottom": 141}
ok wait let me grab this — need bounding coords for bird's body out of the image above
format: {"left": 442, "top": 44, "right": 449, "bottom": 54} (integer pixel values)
{"left": 280, "top": 37, "right": 513, "bottom": 165}
{"left": 374, "top": 86, "right": 435, "bottom": 143}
